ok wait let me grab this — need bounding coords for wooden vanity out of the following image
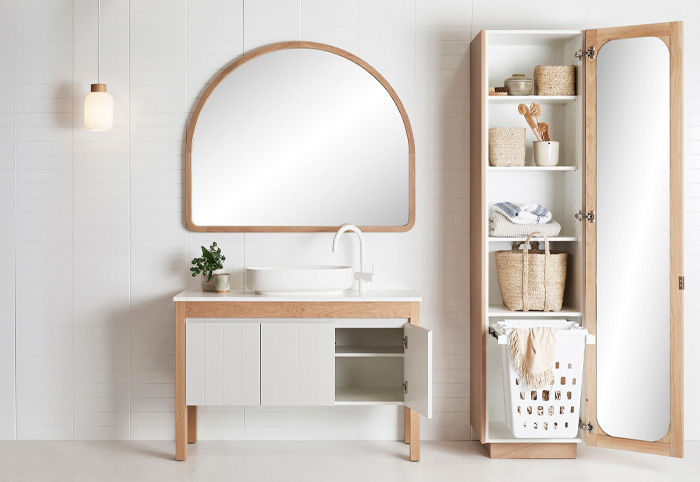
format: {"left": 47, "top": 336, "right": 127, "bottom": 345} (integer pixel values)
{"left": 173, "top": 290, "right": 432, "bottom": 461}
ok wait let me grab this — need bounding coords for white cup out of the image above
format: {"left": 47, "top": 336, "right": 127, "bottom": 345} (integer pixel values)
{"left": 533, "top": 141, "right": 560, "bottom": 166}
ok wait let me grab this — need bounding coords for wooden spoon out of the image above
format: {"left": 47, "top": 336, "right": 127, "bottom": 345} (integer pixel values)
{"left": 518, "top": 104, "right": 543, "bottom": 141}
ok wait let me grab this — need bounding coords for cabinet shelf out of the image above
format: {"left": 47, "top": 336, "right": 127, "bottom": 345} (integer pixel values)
{"left": 488, "top": 304, "right": 582, "bottom": 318}
{"left": 488, "top": 236, "right": 577, "bottom": 243}
{"left": 335, "top": 345, "right": 404, "bottom": 357}
{"left": 488, "top": 95, "right": 578, "bottom": 105}
{"left": 335, "top": 387, "right": 404, "bottom": 405}
{"left": 487, "top": 166, "right": 577, "bottom": 171}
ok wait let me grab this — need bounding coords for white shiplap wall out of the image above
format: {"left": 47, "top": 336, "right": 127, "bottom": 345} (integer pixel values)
{"left": 0, "top": 0, "right": 698, "bottom": 441}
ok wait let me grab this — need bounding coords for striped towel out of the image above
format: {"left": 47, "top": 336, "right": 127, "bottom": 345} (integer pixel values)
{"left": 493, "top": 202, "right": 553, "bottom": 224}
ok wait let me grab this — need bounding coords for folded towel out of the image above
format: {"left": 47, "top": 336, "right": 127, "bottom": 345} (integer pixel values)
{"left": 493, "top": 202, "right": 552, "bottom": 224}
{"left": 509, "top": 327, "right": 557, "bottom": 389}
{"left": 489, "top": 212, "right": 561, "bottom": 238}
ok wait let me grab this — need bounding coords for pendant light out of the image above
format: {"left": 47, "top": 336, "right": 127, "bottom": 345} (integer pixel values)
{"left": 84, "top": 0, "right": 113, "bottom": 131}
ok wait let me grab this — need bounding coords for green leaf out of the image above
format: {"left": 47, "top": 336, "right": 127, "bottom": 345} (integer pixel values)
{"left": 201, "top": 246, "right": 214, "bottom": 262}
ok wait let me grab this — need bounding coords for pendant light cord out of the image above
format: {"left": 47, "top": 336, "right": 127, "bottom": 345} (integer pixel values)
{"left": 97, "top": 0, "right": 101, "bottom": 84}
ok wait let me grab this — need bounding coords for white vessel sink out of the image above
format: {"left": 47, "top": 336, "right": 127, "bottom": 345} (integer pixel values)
{"left": 245, "top": 265, "right": 354, "bottom": 295}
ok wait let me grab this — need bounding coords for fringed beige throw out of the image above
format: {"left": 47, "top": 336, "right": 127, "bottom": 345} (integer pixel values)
{"left": 509, "top": 327, "right": 557, "bottom": 389}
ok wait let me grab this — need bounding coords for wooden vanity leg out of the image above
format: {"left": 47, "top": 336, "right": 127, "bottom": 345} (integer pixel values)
{"left": 187, "top": 406, "right": 197, "bottom": 443}
{"left": 404, "top": 406, "right": 411, "bottom": 443}
{"left": 407, "top": 301, "right": 421, "bottom": 461}
{"left": 409, "top": 409, "right": 420, "bottom": 461}
{"left": 175, "top": 302, "right": 187, "bottom": 461}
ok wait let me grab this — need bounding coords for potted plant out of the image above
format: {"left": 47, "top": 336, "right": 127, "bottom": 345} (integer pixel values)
{"left": 190, "top": 242, "right": 226, "bottom": 292}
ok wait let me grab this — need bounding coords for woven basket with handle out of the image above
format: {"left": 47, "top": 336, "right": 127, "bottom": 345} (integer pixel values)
{"left": 495, "top": 232, "right": 567, "bottom": 311}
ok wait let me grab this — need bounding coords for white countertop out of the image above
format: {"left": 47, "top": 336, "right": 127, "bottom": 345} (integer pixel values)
{"left": 173, "top": 289, "right": 421, "bottom": 303}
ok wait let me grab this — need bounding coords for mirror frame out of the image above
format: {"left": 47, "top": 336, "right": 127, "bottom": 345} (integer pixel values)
{"left": 185, "top": 41, "right": 416, "bottom": 233}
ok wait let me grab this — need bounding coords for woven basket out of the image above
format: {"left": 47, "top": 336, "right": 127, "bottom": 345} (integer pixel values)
{"left": 495, "top": 232, "right": 567, "bottom": 311}
{"left": 489, "top": 128, "right": 526, "bottom": 167}
{"left": 534, "top": 65, "right": 576, "bottom": 96}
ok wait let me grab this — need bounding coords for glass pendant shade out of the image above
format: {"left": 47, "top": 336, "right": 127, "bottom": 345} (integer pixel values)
{"left": 84, "top": 83, "right": 113, "bottom": 131}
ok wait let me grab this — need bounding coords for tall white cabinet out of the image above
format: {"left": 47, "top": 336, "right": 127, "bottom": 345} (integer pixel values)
{"left": 470, "top": 24, "right": 684, "bottom": 459}
{"left": 471, "top": 29, "right": 586, "bottom": 459}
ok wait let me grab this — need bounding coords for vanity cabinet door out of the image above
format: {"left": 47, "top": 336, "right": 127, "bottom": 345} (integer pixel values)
{"left": 185, "top": 321, "right": 261, "bottom": 406}
{"left": 185, "top": 323, "right": 205, "bottom": 405}
{"left": 260, "top": 322, "right": 334, "bottom": 406}
{"left": 404, "top": 323, "right": 432, "bottom": 418}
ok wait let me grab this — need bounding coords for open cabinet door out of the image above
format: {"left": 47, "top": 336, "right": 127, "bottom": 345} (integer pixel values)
{"left": 404, "top": 323, "right": 432, "bottom": 418}
{"left": 583, "top": 22, "right": 683, "bottom": 457}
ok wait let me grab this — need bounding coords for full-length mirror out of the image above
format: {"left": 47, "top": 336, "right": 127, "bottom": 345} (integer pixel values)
{"left": 596, "top": 37, "right": 671, "bottom": 442}
{"left": 186, "top": 42, "right": 415, "bottom": 232}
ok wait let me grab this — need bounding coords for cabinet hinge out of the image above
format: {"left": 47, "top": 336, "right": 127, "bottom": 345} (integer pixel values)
{"left": 403, "top": 336, "right": 408, "bottom": 350}
{"left": 679, "top": 276, "right": 685, "bottom": 290}
{"left": 575, "top": 46, "right": 596, "bottom": 60}
{"left": 575, "top": 210, "right": 595, "bottom": 223}
{"left": 402, "top": 381, "right": 408, "bottom": 394}
{"left": 579, "top": 419, "right": 594, "bottom": 432}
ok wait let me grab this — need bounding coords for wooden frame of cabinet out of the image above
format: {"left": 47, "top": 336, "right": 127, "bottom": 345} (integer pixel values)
{"left": 470, "top": 23, "right": 683, "bottom": 459}
{"left": 175, "top": 299, "right": 426, "bottom": 462}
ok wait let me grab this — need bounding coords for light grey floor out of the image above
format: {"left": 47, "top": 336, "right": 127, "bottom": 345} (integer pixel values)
{"left": 1, "top": 440, "right": 698, "bottom": 482}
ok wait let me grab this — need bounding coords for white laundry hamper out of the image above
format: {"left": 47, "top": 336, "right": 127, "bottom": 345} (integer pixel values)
{"left": 490, "top": 320, "right": 595, "bottom": 438}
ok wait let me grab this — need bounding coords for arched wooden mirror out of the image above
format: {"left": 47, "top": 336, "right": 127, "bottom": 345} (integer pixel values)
{"left": 186, "top": 41, "right": 415, "bottom": 232}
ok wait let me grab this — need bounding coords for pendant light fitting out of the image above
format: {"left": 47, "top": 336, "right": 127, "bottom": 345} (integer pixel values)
{"left": 84, "top": 0, "right": 113, "bottom": 131}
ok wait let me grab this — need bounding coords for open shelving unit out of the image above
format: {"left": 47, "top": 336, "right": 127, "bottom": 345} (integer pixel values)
{"left": 472, "top": 29, "right": 587, "bottom": 455}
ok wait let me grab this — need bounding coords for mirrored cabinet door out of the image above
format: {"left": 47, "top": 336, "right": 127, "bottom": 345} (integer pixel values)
{"left": 584, "top": 21, "right": 684, "bottom": 458}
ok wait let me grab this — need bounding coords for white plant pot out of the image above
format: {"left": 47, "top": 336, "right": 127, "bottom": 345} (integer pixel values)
{"left": 201, "top": 269, "right": 224, "bottom": 292}
{"left": 533, "top": 141, "right": 560, "bottom": 166}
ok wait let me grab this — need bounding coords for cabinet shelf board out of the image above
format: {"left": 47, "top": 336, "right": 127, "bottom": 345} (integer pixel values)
{"left": 488, "top": 236, "right": 577, "bottom": 243}
{"left": 335, "top": 345, "right": 404, "bottom": 357}
{"left": 486, "top": 421, "right": 584, "bottom": 444}
{"left": 488, "top": 95, "right": 578, "bottom": 105}
{"left": 488, "top": 305, "right": 582, "bottom": 317}
{"left": 335, "top": 387, "right": 404, "bottom": 405}
{"left": 487, "top": 166, "right": 577, "bottom": 171}
{"left": 486, "top": 30, "right": 582, "bottom": 46}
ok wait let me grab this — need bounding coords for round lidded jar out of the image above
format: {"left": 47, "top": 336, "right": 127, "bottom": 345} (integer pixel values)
{"left": 504, "top": 74, "right": 533, "bottom": 96}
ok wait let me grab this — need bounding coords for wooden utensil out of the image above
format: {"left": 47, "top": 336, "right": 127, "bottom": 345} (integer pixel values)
{"left": 518, "top": 104, "right": 543, "bottom": 141}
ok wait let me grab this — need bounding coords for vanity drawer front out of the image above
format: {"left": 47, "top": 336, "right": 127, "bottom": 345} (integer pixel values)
{"left": 260, "top": 322, "right": 335, "bottom": 406}
{"left": 185, "top": 321, "right": 261, "bottom": 406}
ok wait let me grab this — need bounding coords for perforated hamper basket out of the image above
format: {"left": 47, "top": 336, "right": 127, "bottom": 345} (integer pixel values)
{"left": 491, "top": 319, "right": 595, "bottom": 438}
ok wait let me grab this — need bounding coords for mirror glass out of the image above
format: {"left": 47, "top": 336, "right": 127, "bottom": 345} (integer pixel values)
{"left": 189, "top": 47, "right": 411, "bottom": 230}
{"left": 596, "top": 37, "right": 670, "bottom": 441}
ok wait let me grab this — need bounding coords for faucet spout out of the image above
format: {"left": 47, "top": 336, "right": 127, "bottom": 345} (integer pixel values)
{"left": 332, "top": 224, "right": 370, "bottom": 292}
